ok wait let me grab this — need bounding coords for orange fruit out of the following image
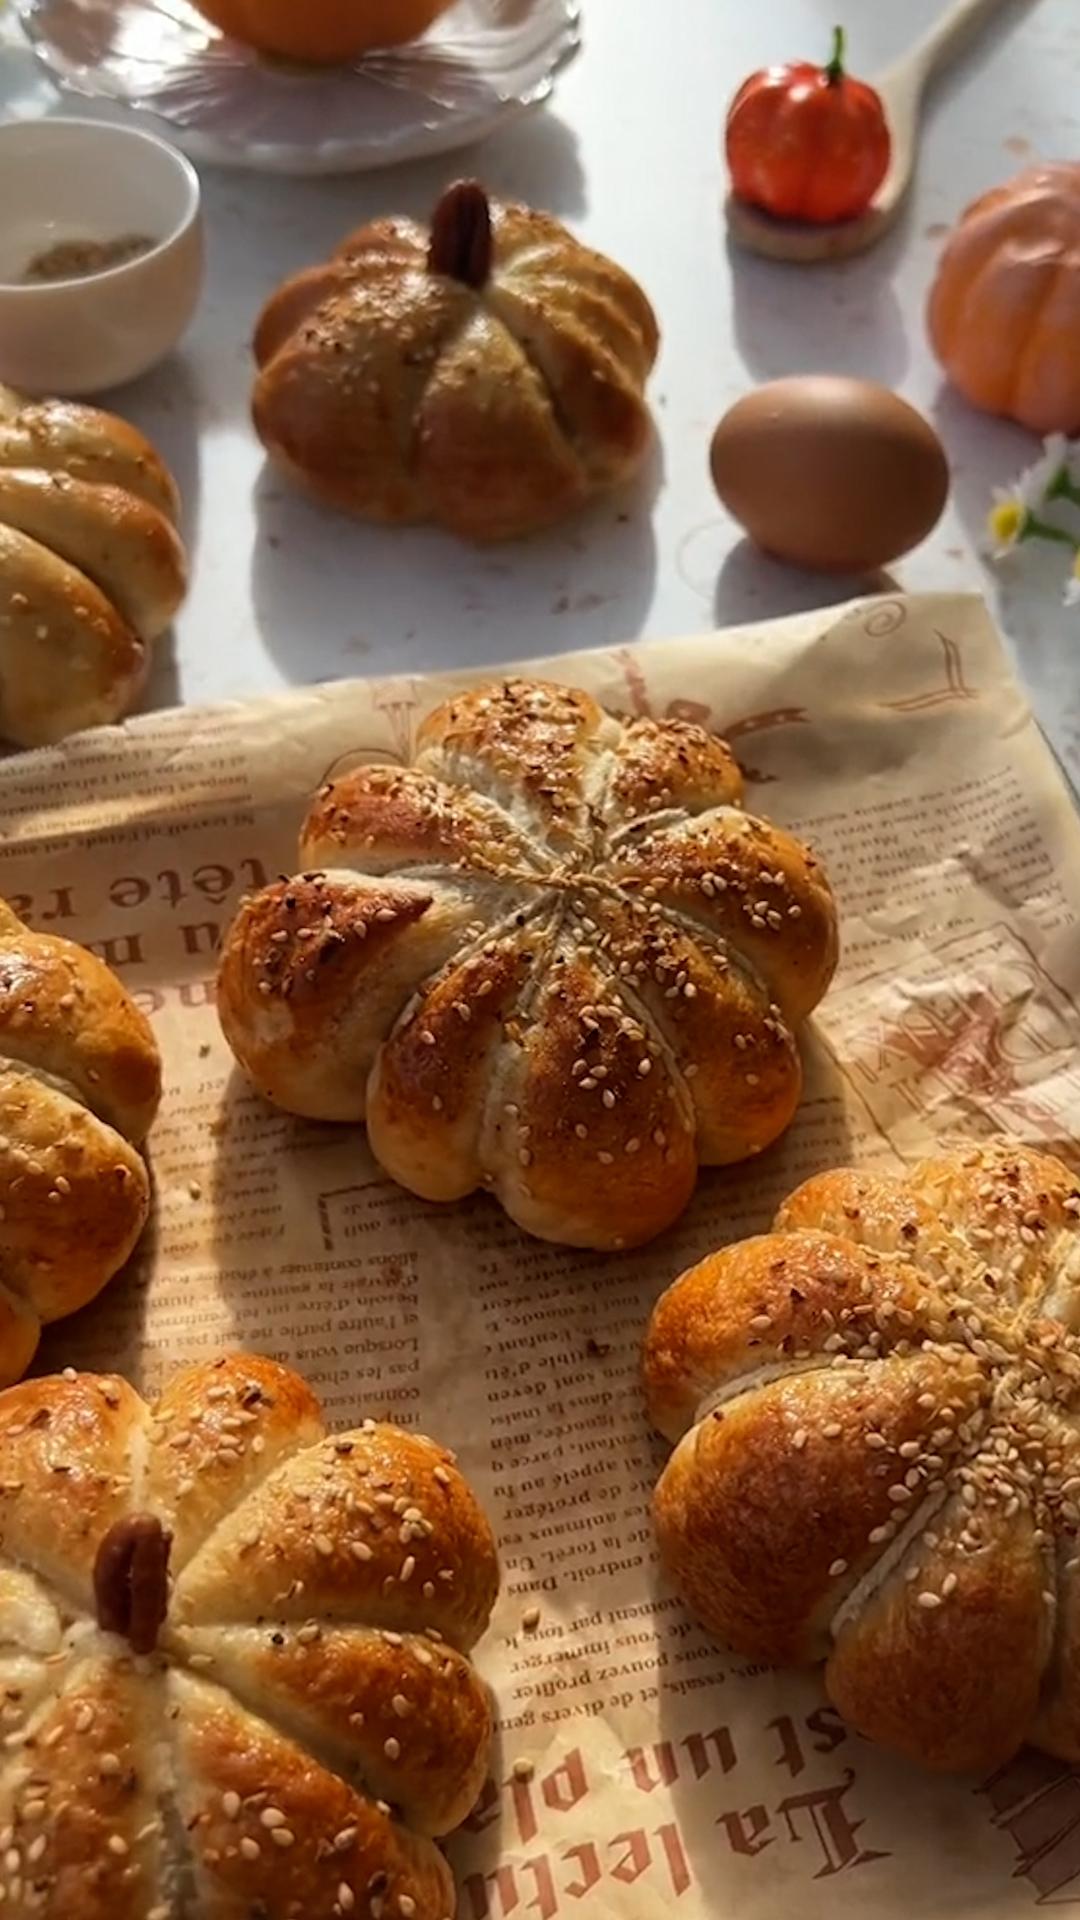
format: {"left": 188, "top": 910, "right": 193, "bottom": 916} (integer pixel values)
{"left": 193, "top": 0, "right": 455, "bottom": 65}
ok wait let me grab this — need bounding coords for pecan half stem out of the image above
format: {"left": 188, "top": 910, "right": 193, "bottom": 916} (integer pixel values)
{"left": 427, "top": 181, "right": 493, "bottom": 290}
{"left": 93, "top": 1514, "right": 172, "bottom": 1656}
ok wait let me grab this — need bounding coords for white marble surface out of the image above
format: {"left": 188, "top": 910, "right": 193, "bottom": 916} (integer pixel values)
{"left": 2, "top": 0, "right": 1079, "bottom": 785}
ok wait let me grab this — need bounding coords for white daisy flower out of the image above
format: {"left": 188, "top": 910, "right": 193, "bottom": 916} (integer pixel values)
{"left": 1021, "top": 434, "right": 1073, "bottom": 507}
{"left": 985, "top": 488, "right": 1029, "bottom": 558}
{"left": 986, "top": 434, "right": 1080, "bottom": 562}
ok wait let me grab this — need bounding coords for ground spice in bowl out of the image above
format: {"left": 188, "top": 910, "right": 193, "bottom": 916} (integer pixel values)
{"left": 22, "top": 233, "right": 156, "bottom": 283}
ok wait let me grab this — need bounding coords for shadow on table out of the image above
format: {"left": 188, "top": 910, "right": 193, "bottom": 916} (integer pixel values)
{"left": 103, "top": 352, "right": 205, "bottom": 564}
{"left": 711, "top": 537, "right": 898, "bottom": 627}
{"left": 141, "top": 628, "right": 182, "bottom": 718}
{"left": 726, "top": 226, "right": 911, "bottom": 390}
{"left": 247, "top": 438, "right": 663, "bottom": 681}
{"left": 90, "top": 353, "right": 202, "bottom": 722}
{"left": 478, "top": 107, "right": 586, "bottom": 220}
{"left": 927, "top": 381, "right": 1032, "bottom": 557}
{"left": 199, "top": 103, "right": 585, "bottom": 275}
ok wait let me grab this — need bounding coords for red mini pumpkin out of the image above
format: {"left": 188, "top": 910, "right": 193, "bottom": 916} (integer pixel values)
{"left": 726, "top": 26, "right": 890, "bottom": 225}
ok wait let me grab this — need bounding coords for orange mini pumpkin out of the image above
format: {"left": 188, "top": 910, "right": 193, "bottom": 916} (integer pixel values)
{"left": 928, "top": 163, "right": 1080, "bottom": 435}
{"left": 192, "top": 0, "right": 453, "bottom": 65}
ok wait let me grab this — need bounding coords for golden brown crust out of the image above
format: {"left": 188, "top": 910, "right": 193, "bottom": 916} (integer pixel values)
{"left": 367, "top": 931, "right": 534, "bottom": 1207}
{"left": 0, "top": 390, "right": 185, "bottom": 747}
{"left": 252, "top": 190, "right": 659, "bottom": 542}
{"left": 0, "top": 905, "right": 161, "bottom": 1139}
{"left": 607, "top": 807, "right": 839, "bottom": 1024}
{"left": 0, "top": 1070, "right": 148, "bottom": 1323}
{"left": 0, "top": 1654, "right": 165, "bottom": 1920}
{"left": 144, "top": 1353, "right": 325, "bottom": 1572}
{"left": 218, "top": 679, "right": 838, "bottom": 1250}
{"left": 0, "top": 525, "right": 146, "bottom": 747}
{"left": 0, "top": 1356, "right": 499, "bottom": 1916}
{"left": 0, "top": 903, "right": 160, "bottom": 1384}
{"left": 825, "top": 1496, "right": 1050, "bottom": 1771}
{"left": 644, "top": 1136, "right": 1080, "bottom": 1774}
{"left": 1031, "top": 1549, "right": 1080, "bottom": 1761}
{"left": 0, "top": 386, "right": 180, "bottom": 519}
{"left": 0, "top": 469, "right": 186, "bottom": 644}
{"left": 0, "top": 1371, "right": 147, "bottom": 1607}
{"left": 215, "top": 871, "right": 498, "bottom": 1123}
{"left": 334, "top": 215, "right": 429, "bottom": 268}
{"left": 414, "top": 678, "right": 617, "bottom": 854}
{"left": 300, "top": 763, "right": 536, "bottom": 879}
{"left": 171, "top": 1673, "right": 455, "bottom": 1920}
{"left": 603, "top": 715, "right": 744, "bottom": 827}
{"left": 643, "top": 1229, "right": 944, "bottom": 1441}
{"left": 655, "top": 1351, "right": 984, "bottom": 1663}
{"left": 174, "top": 1623, "right": 492, "bottom": 1835}
{"left": 252, "top": 259, "right": 355, "bottom": 368}
{"left": 173, "top": 1422, "right": 500, "bottom": 1653}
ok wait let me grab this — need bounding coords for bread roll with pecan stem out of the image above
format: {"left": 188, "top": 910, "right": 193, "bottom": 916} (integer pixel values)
{"left": 252, "top": 181, "right": 659, "bottom": 542}
{"left": 0, "top": 1353, "right": 499, "bottom": 1917}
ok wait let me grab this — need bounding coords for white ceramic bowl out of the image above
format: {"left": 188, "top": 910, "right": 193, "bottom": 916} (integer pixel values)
{"left": 0, "top": 117, "right": 203, "bottom": 396}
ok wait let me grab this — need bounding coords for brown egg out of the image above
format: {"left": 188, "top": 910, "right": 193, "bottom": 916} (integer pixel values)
{"left": 709, "top": 376, "right": 949, "bottom": 573}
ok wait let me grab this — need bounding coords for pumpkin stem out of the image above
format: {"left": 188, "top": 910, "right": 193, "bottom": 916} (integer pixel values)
{"left": 428, "top": 181, "right": 493, "bottom": 291}
{"left": 94, "top": 1514, "right": 172, "bottom": 1656}
{"left": 825, "top": 25, "right": 846, "bottom": 84}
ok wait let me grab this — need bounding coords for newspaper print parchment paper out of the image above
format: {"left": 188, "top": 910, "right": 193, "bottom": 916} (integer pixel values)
{"left": 2, "top": 592, "right": 1080, "bottom": 1917}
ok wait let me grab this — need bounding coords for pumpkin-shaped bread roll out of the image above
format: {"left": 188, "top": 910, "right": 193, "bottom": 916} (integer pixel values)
{"left": 252, "top": 182, "right": 659, "bottom": 542}
{"left": 217, "top": 678, "right": 838, "bottom": 1251}
{"left": 645, "top": 1138, "right": 1080, "bottom": 1773}
{"left": 0, "top": 383, "right": 187, "bottom": 747}
{"left": 0, "top": 1353, "right": 499, "bottom": 1918}
{"left": 0, "top": 898, "right": 161, "bottom": 1383}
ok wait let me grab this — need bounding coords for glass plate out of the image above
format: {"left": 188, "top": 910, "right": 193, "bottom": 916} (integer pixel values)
{"left": 16, "top": 0, "right": 582, "bottom": 174}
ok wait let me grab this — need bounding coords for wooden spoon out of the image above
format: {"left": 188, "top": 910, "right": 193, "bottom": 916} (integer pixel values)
{"left": 726, "top": 0, "right": 1016, "bottom": 263}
